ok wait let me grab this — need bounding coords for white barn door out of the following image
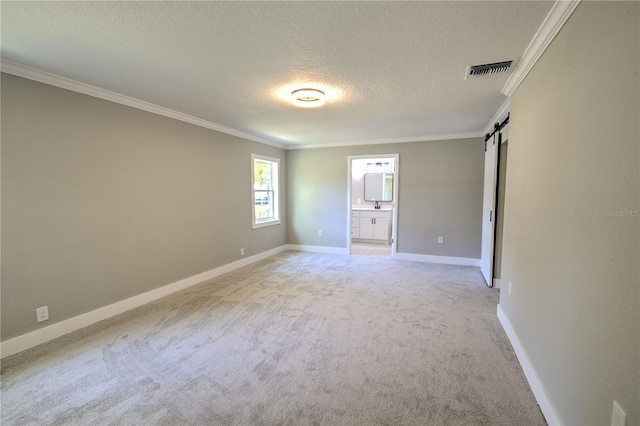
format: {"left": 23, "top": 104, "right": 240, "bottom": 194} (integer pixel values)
{"left": 480, "top": 133, "right": 498, "bottom": 286}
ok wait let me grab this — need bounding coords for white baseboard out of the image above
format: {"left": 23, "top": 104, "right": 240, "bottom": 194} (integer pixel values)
{"left": 285, "top": 244, "right": 349, "bottom": 255}
{"left": 395, "top": 252, "right": 480, "bottom": 267}
{"left": 497, "top": 304, "right": 562, "bottom": 426}
{"left": 493, "top": 278, "right": 501, "bottom": 289}
{"left": 0, "top": 245, "right": 288, "bottom": 359}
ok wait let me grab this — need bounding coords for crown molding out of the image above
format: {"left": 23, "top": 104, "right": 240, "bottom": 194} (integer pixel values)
{"left": 287, "top": 131, "right": 485, "bottom": 150}
{"left": 0, "top": 60, "right": 502, "bottom": 151}
{"left": 0, "top": 60, "right": 287, "bottom": 150}
{"left": 502, "top": 0, "right": 581, "bottom": 97}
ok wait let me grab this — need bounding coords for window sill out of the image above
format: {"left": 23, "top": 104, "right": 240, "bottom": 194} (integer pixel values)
{"left": 252, "top": 219, "right": 281, "bottom": 230}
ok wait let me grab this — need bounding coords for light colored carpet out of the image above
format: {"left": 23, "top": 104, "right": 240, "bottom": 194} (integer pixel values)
{"left": 1, "top": 251, "right": 545, "bottom": 425}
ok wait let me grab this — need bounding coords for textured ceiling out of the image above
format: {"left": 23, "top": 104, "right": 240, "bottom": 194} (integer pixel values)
{"left": 1, "top": 1, "right": 553, "bottom": 148}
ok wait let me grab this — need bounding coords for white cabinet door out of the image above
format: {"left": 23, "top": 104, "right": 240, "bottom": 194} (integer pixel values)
{"left": 353, "top": 210, "right": 391, "bottom": 242}
{"left": 359, "top": 217, "right": 375, "bottom": 239}
{"left": 372, "top": 217, "right": 389, "bottom": 240}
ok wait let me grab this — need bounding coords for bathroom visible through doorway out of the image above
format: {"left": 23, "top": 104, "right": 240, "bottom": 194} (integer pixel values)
{"left": 347, "top": 154, "right": 399, "bottom": 257}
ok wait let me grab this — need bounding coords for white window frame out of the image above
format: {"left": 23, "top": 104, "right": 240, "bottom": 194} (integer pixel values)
{"left": 251, "top": 154, "right": 281, "bottom": 229}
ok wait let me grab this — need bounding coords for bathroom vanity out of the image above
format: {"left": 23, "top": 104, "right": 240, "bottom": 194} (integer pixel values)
{"left": 351, "top": 207, "right": 392, "bottom": 244}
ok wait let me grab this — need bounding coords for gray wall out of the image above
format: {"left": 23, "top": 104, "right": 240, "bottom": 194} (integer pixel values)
{"left": 1, "top": 74, "right": 287, "bottom": 340}
{"left": 287, "top": 139, "right": 483, "bottom": 258}
{"left": 499, "top": 2, "right": 639, "bottom": 425}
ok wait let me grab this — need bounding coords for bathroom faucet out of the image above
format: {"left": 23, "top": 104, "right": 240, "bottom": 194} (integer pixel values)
{"left": 374, "top": 201, "right": 380, "bottom": 209}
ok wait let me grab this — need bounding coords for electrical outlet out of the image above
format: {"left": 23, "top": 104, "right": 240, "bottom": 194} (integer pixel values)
{"left": 611, "top": 401, "right": 627, "bottom": 426}
{"left": 318, "top": 230, "right": 323, "bottom": 237}
{"left": 36, "top": 306, "right": 49, "bottom": 323}
{"left": 240, "top": 248, "right": 244, "bottom": 256}
{"left": 437, "top": 236, "right": 444, "bottom": 244}
{"left": 508, "top": 281, "right": 512, "bottom": 296}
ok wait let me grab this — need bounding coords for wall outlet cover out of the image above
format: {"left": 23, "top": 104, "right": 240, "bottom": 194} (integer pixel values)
{"left": 318, "top": 230, "right": 323, "bottom": 237}
{"left": 36, "top": 306, "right": 49, "bottom": 323}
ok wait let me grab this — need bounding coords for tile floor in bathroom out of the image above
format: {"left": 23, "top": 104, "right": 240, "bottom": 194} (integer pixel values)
{"left": 350, "top": 243, "right": 392, "bottom": 256}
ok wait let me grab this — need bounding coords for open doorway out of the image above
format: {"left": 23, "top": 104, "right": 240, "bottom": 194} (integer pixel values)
{"left": 493, "top": 133, "right": 508, "bottom": 287}
{"left": 347, "top": 154, "right": 399, "bottom": 256}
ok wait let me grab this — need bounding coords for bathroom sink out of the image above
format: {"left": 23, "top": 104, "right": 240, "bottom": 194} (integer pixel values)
{"left": 352, "top": 206, "right": 393, "bottom": 211}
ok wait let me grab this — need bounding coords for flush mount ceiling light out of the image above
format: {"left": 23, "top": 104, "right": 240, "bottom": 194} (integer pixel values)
{"left": 291, "top": 88, "right": 325, "bottom": 108}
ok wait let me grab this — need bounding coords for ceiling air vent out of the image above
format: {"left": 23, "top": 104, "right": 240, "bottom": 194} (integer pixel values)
{"left": 465, "top": 59, "right": 517, "bottom": 80}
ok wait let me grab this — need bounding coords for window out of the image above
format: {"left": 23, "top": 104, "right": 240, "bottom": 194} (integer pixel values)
{"left": 252, "top": 154, "right": 280, "bottom": 229}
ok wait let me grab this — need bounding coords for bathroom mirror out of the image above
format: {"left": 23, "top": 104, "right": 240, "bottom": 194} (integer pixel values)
{"left": 364, "top": 173, "right": 394, "bottom": 202}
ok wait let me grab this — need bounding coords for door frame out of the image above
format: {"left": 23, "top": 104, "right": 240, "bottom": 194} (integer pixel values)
{"left": 347, "top": 154, "right": 400, "bottom": 256}
{"left": 492, "top": 127, "right": 509, "bottom": 288}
